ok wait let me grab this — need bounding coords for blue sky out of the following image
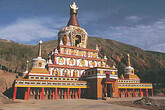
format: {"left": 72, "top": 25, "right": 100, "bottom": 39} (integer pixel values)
{"left": 0, "top": 0, "right": 165, "bottom": 52}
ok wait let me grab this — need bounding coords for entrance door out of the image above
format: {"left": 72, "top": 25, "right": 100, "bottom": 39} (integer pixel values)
{"left": 107, "top": 84, "right": 113, "bottom": 97}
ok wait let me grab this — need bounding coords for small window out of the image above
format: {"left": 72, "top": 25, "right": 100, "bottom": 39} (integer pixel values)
{"left": 38, "top": 62, "right": 42, "bottom": 67}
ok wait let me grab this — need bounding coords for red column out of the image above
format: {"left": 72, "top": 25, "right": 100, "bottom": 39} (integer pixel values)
{"left": 75, "top": 59, "right": 77, "bottom": 67}
{"left": 24, "top": 91, "right": 27, "bottom": 100}
{"left": 133, "top": 88, "right": 135, "bottom": 97}
{"left": 55, "top": 88, "right": 57, "bottom": 99}
{"left": 42, "top": 87, "right": 44, "bottom": 100}
{"left": 13, "top": 87, "right": 17, "bottom": 100}
{"left": 40, "top": 92, "right": 42, "bottom": 100}
{"left": 75, "top": 91, "right": 77, "bottom": 99}
{"left": 67, "top": 88, "right": 70, "bottom": 99}
{"left": 64, "top": 91, "right": 66, "bottom": 99}
{"left": 146, "top": 89, "right": 148, "bottom": 97}
{"left": 54, "top": 56, "right": 56, "bottom": 65}
{"left": 140, "top": 88, "right": 142, "bottom": 97}
{"left": 125, "top": 88, "right": 127, "bottom": 97}
{"left": 79, "top": 88, "right": 81, "bottom": 99}
{"left": 27, "top": 87, "right": 30, "bottom": 100}
{"left": 151, "top": 88, "right": 154, "bottom": 96}
{"left": 53, "top": 90, "right": 54, "bottom": 99}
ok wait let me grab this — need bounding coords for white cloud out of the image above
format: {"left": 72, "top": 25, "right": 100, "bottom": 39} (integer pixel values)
{"left": 0, "top": 17, "right": 67, "bottom": 44}
{"left": 126, "top": 16, "right": 142, "bottom": 22}
{"left": 94, "top": 19, "right": 165, "bottom": 53}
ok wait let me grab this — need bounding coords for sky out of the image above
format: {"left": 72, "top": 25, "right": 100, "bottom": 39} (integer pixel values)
{"left": 0, "top": 0, "right": 165, "bottom": 53}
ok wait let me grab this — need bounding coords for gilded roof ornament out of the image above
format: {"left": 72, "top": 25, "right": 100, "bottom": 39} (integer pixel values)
{"left": 127, "top": 53, "right": 131, "bottom": 66}
{"left": 70, "top": 2, "right": 78, "bottom": 10}
{"left": 38, "top": 40, "right": 42, "bottom": 57}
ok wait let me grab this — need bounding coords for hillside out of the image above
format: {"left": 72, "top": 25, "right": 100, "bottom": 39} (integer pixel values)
{"left": 1, "top": 37, "right": 165, "bottom": 73}
{"left": 0, "top": 37, "right": 165, "bottom": 92}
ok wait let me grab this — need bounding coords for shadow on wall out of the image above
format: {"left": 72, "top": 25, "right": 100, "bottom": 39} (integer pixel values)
{"left": 3, "top": 82, "right": 15, "bottom": 99}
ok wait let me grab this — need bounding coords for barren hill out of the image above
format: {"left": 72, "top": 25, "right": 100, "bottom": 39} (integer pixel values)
{"left": 0, "top": 37, "right": 165, "bottom": 91}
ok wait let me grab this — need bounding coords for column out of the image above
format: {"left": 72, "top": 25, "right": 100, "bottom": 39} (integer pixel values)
{"left": 64, "top": 90, "right": 66, "bottom": 99}
{"left": 24, "top": 91, "right": 27, "bottom": 100}
{"left": 75, "top": 91, "right": 77, "bottom": 99}
{"left": 53, "top": 90, "right": 55, "bottom": 99}
{"left": 125, "top": 88, "right": 127, "bottom": 97}
{"left": 54, "top": 56, "right": 56, "bottom": 65}
{"left": 133, "top": 88, "right": 135, "bottom": 97}
{"left": 27, "top": 87, "right": 30, "bottom": 100}
{"left": 140, "top": 88, "right": 142, "bottom": 97}
{"left": 40, "top": 92, "right": 42, "bottom": 100}
{"left": 79, "top": 88, "right": 81, "bottom": 99}
{"left": 55, "top": 88, "right": 57, "bottom": 99}
{"left": 75, "top": 59, "right": 77, "bottom": 67}
{"left": 151, "top": 88, "right": 154, "bottom": 96}
{"left": 67, "top": 88, "right": 70, "bottom": 99}
{"left": 13, "top": 87, "right": 17, "bottom": 100}
{"left": 42, "top": 87, "right": 44, "bottom": 100}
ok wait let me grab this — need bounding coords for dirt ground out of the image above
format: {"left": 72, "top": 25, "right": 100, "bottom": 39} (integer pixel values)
{"left": 107, "top": 97, "right": 165, "bottom": 110}
{"left": 0, "top": 97, "right": 164, "bottom": 110}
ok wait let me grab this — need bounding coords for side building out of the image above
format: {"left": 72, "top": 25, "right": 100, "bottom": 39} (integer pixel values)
{"left": 13, "top": 2, "right": 153, "bottom": 100}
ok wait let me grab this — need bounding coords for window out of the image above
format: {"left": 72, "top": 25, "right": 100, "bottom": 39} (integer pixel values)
{"left": 75, "top": 35, "right": 81, "bottom": 47}
{"left": 62, "top": 34, "right": 68, "bottom": 45}
{"left": 38, "top": 62, "right": 42, "bottom": 67}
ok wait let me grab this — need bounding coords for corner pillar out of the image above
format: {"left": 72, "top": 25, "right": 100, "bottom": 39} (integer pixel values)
{"left": 27, "top": 87, "right": 30, "bottom": 100}
{"left": 79, "top": 88, "right": 81, "bottom": 99}
{"left": 13, "top": 86, "right": 17, "bottom": 100}
{"left": 140, "top": 88, "right": 142, "bottom": 97}
{"left": 55, "top": 88, "right": 57, "bottom": 99}
{"left": 151, "top": 88, "right": 154, "bottom": 96}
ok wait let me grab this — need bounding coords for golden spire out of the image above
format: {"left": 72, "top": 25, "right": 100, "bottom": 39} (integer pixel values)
{"left": 70, "top": 2, "right": 78, "bottom": 15}
{"left": 67, "top": 2, "right": 80, "bottom": 27}
{"left": 38, "top": 40, "right": 42, "bottom": 57}
{"left": 127, "top": 53, "right": 130, "bottom": 66}
{"left": 26, "top": 60, "right": 29, "bottom": 71}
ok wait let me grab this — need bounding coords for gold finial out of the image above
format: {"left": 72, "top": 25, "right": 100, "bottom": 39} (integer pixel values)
{"left": 127, "top": 53, "right": 130, "bottom": 66}
{"left": 70, "top": 2, "right": 78, "bottom": 10}
{"left": 70, "top": 2, "right": 78, "bottom": 15}
{"left": 26, "top": 60, "right": 29, "bottom": 71}
{"left": 38, "top": 40, "right": 42, "bottom": 57}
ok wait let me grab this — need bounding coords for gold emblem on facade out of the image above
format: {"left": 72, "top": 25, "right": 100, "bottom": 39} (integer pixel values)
{"left": 100, "top": 70, "right": 103, "bottom": 74}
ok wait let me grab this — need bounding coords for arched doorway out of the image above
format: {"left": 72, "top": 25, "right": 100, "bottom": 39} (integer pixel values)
{"left": 75, "top": 35, "right": 81, "bottom": 47}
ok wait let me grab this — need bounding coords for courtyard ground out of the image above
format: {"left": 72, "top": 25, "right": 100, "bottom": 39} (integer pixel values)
{"left": 0, "top": 97, "right": 164, "bottom": 110}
